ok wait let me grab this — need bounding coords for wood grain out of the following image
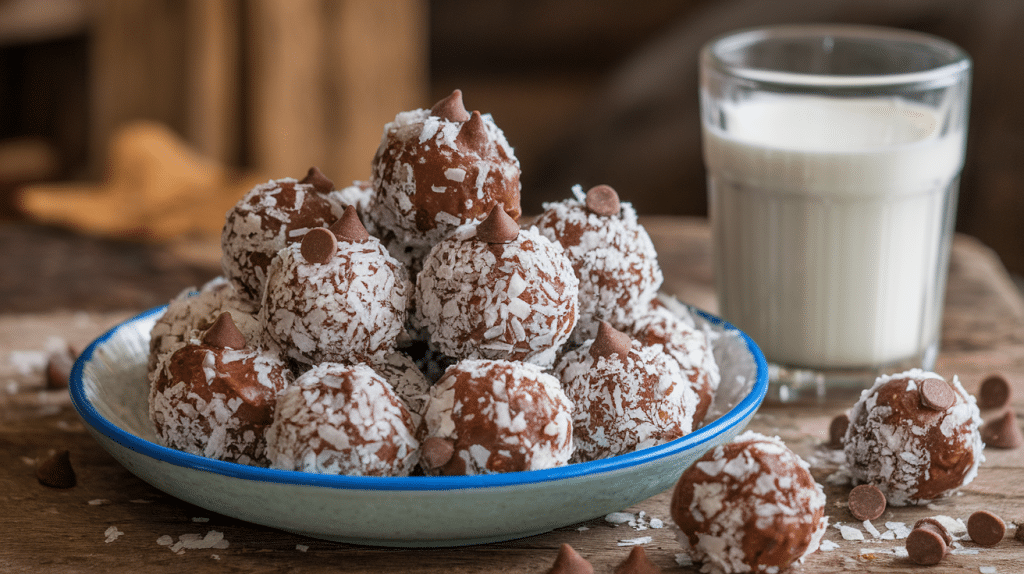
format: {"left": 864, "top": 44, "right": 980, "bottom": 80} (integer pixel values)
{"left": 1, "top": 219, "right": 1022, "bottom": 573}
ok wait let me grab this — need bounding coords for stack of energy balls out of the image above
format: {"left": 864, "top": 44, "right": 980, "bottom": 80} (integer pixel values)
{"left": 146, "top": 90, "right": 720, "bottom": 479}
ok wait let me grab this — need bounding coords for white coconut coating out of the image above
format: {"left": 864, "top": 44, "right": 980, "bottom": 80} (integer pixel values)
{"left": 265, "top": 362, "right": 419, "bottom": 476}
{"left": 419, "top": 359, "right": 574, "bottom": 475}
{"left": 261, "top": 232, "right": 411, "bottom": 366}
{"left": 367, "top": 351, "right": 433, "bottom": 430}
{"left": 671, "top": 431, "right": 828, "bottom": 574}
{"left": 150, "top": 343, "right": 292, "bottom": 466}
{"left": 414, "top": 224, "right": 578, "bottom": 368}
{"left": 844, "top": 369, "right": 984, "bottom": 506}
{"left": 554, "top": 338, "right": 697, "bottom": 462}
{"left": 534, "top": 185, "right": 663, "bottom": 343}
{"left": 368, "top": 107, "right": 521, "bottom": 248}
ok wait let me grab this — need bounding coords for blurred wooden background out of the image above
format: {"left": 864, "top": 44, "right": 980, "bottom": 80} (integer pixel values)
{"left": 1, "top": 0, "right": 1022, "bottom": 278}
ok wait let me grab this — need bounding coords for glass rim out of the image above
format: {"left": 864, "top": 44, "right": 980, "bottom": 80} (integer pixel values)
{"left": 702, "top": 24, "right": 971, "bottom": 90}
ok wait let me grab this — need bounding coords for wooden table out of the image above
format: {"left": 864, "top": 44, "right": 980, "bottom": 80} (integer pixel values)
{"left": 2, "top": 217, "right": 1022, "bottom": 573}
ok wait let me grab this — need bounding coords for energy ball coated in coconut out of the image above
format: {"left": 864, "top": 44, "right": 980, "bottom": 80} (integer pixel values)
{"left": 414, "top": 207, "right": 578, "bottom": 368}
{"left": 261, "top": 209, "right": 411, "bottom": 366}
{"left": 150, "top": 314, "right": 293, "bottom": 466}
{"left": 534, "top": 184, "right": 663, "bottom": 343}
{"left": 671, "top": 431, "right": 828, "bottom": 574}
{"left": 844, "top": 369, "right": 984, "bottom": 506}
{"left": 368, "top": 89, "right": 522, "bottom": 249}
{"left": 418, "top": 358, "right": 574, "bottom": 475}
{"left": 221, "top": 168, "right": 350, "bottom": 302}
{"left": 553, "top": 322, "right": 698, "bottom": 462}
{"left": 265, "top": 362, "right": 419, "bottom": 476}
{"left": 629, "top": 299, "right": 720, "bottom": 427}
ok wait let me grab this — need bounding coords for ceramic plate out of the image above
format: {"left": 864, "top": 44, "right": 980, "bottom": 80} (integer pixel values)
{"left": 70, "top": 298, "right": 767, "bottom": 547}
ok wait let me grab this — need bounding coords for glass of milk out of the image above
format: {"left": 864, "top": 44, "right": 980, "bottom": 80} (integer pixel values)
{"left": 700, "top": 25, "right": 971, "bottom": 401}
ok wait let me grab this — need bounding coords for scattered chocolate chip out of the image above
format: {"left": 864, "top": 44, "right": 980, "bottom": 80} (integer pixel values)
{"left": 430, "top": 89, "right": 471, "bottom": 122}
{"left": 475, "top": 204, "right": 519, "bottom": 243}
{"left": 45, "top": 345, "right": 78, "bottom": 389}
{"left": 980, "top": 410, "right": 1024, "bottom": 449}
{"left": 299, "top": 166, "right": 334, "bottom": 193}
{"left": 36, "top": 450, "right": 76, "bottom": 488}
{"left": 328, "top": 205, "right": 370, "bottom": 243}
{"left": 1014, "top": 520, "right": 1024, "bottom": 543}
{"left": 546, "top": 543, "right": 594, "bottom": 574}
{"left": 585, "top": 184, "right": 621, "bottom": 217}
{"left": 420, "top": 437, "right": 455, "bottom": 471}
{"left": 300, "top": 227, "right": 338, "bottom": 264}
{"left": 848, "top": 483, "right": 887, "bottom": 521}
{"left": 979, "top": 373, "right": 1012, "bottom": 410}
{"left": 912, "top": 518, "right": 953, "bottom": 546}
{"left": 202, "top": 312, "right": 247, "bottom": 349}
{"left": 919, "top": 378, "right": 955, "bottom": 411}
{"left": 613, "top": 546, "right": 662, "bottom": 574}
{"left": 968, "top": 510, "right": 1006, "bottom": 547}
{"left": 906, "top": 522, "right": 948, "bottom": 565}
{"left": 589, "top": 321, "right": 633, "bottom": 361}
{"left": 828, "top": 413, "right": 849, "bottom": 449}
{"left": 456, "top": 110, "right": 488, "bottom": 149}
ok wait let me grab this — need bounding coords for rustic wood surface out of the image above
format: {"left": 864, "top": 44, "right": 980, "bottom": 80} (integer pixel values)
{"left": 1, "top": 217, "right": 1022, "bottom": 573}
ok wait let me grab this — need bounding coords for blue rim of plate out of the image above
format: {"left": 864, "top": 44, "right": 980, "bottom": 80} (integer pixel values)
{"left": 70, "top": 305, "right": 768, "bottom": 492}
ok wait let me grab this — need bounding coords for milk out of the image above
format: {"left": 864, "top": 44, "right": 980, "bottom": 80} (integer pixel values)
{"left": 706, "top": 95, "right": 965, "bottom": 369}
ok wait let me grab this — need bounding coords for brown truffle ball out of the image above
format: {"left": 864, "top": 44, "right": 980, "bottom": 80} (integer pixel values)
{"left": 221, "top": 168, "right": 350, "bottom": 301}
{"left": 534, "top": 184, "right": 663, "bottom": 343}
{"left": 261, "top": 212, "right": 411, "bottom": 366}
{"left": 150, "top": 314, "right": 293, "bottom": 465}
{"left": 629, "top": 299, "right": 720, "bottom": 426}
{"left": 844, "top": 369, "right": 984, "bottom": 506}
{"left": 414, "top": 208, "right": 578, "bottom": 368}
{"left": 418, "top": 359, "right": 574, "bottom": 475}
{"left": 671, "top": 431, "right": 828, "bottom": 574}
{"left": 368, "top": 90, "right": 522, "bottom": 249}
{"left": 554, "top": 323, "right": 698, "bottom": 462}
{"left": 265, "top": 362, "right": 419, "bottom": 476}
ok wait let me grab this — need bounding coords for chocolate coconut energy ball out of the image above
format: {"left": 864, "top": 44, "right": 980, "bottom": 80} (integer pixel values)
{"left": 535, "top": 184, "right": 663, "bottom": 343}
{"left": 368, "top": 89, "right": 522, "bottom": 249}
{"left": 265, "top": 362, "right": 419, "bottom": 476}
{"left": 221, "top": 167, "right": 350, "bottom": 302}
{"left": 150, "top": 313, "right": 293, "bottom": 466}
{"left": 418, "top": 358, "right": 574, "bottom": 475}
{"left": 844, "top": 369, "right": 984, "bottom": 506}
{"left": 671, "top": 431, "right": 828, "bottom": 574}
{"left": 414, "top": 206, "right": 578, "bottom": 368}
{"left": 554, "top": 322, "right": 698, "bottom": 462}
{"left": 261, "top": 206, "right": 411, "bottom": 366}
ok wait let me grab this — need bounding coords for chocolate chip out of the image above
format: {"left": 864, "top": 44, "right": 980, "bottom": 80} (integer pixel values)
{"left": 585, "top": 184, "right": 621, "bottom": 217}
{"left": 906, "top": 523, "right": 948, "bottom": 565}
{"left": 980, "top": 410, "right": 1023, "bottom": 449}
{"left": 919, "top": 378, "right": 955, "bottom": 411}
{"left": 456, "top": 110, "right": 488, "bottom": 149}
{"left": 589, "top": 321, "right": 633, "bottom": 361}
{"left": 36, "top": 450, "right": 76, "bottom": 488}
{"left": 979, "top": 373, "right": 1012, "bottom": 410}
{"left": 300, "top": 227, "right": 338, "bottom": 264}
{"left": 828, "top": 413, "right": 849, "bottom": 449}
{"left": 299, "top": 166, "right": 334, "bottom": 193}
{"left": 912, "top": 518, "right": 953, "bottom": 546}
{"left": 328, "top": 205, "right": 370, "bottom": 243}
{"left": 546, "top": 543, "right": 594, "bottom": 574}
{"left": 613, "top": 546, "right": 662, "bottom": 574}
{"left": 968, "top": 510, "right": 1006, "bottom": 547}
{"left": 430, "top": 89, "right": 471, "bottom": 122}
{"left": 202, "top": 312, "right": 247, "bottom": 349}
{"left": 848, "top": 483, "right": 887, "bottom": 521}
{"left": 475, "top": 204, "right": 519, "bottom": 243}
{"left": 45, "top": 345, "right": 78, "bottom": 389}
{"left": 420, "top": 437, "right": 455, "bottom": 471}
{"left": 1014, "top": 520, "right": 1024, "bottom": 543}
